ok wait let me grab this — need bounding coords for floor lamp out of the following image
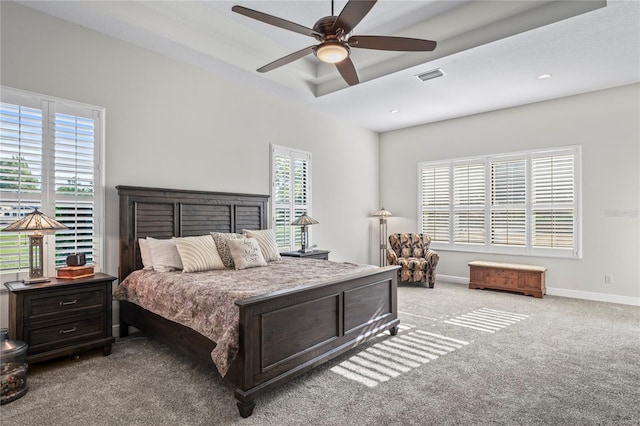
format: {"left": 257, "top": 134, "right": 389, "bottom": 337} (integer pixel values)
{"left": 1, "top": 208, "right": 68, "bottom": 283}
{"left": 372, "top": 207, "right": 392, "bottom": 266}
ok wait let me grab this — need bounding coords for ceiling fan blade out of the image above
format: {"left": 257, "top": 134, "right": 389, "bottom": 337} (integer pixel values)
{"left": 349, "top": 35, "right": 437, "bottom": 51}
{"left": 335, "top": 57, "right": 360, "bottom": 86}
{"left": 332, "top": 0, "right": 377, "bottom": 34}
{"left": 232, "top": 5, "right": 322, "bottom": 38}
{"left": 257, "top": 46, "right": 316, "bottom": 73}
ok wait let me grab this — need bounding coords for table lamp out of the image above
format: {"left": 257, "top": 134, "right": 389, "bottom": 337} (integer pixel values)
{"left": 291, "top": 213, "right": 318, "bottom": 253}
{"left": 1, "top": 208, "right": 68, "bottom": 283}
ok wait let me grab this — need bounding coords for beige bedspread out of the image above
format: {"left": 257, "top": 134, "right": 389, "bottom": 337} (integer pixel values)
{"left": 113, "top": 257, "right": 376, "bottom": 376}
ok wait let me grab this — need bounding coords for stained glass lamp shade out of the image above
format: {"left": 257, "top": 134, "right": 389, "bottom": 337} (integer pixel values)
{"left": 2, "top": 208, "right": 68, "bottom": 283}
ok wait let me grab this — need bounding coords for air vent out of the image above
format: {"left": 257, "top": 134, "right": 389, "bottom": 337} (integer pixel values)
{"left": 416, "top": 68, "right": 445, "bottom": 82}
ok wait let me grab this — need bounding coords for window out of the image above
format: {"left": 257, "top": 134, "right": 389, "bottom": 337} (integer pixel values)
{"left": 270, "top": 144, "right": 311, "bottom": 251}
{"left": 419, "top": 146, "right": 581, "bottom": 258}
{"left": 1, "top": 87, "right": 105, "bottom": 278}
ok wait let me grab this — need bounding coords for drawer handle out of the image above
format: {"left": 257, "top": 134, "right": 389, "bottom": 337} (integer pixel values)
{"left": 59, "top": 299, "right": 78, "bottom": 306}
{"left": 59, "top": 327, "right": 77, "bottom": 334}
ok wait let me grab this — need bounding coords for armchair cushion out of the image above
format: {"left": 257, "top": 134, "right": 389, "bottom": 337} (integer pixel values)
{"left": 387, "top": 233, "right": 439, "bottom": 287}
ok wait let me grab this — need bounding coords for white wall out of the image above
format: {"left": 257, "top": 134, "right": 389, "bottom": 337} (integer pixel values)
{"left": 0, "top": 3, "right": 380, "bottom": 328}
{"left": 380, "top": 84, "right": 640, "bottom": 304}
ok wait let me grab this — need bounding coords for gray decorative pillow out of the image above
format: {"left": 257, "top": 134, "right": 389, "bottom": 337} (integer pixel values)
{"left": 211, "top": 232, "right": 243, "bottom": 268}
{"left": 146, "top": 237, "right": 183, "bottom": 272}
{"left": 243, "top": 229, "right": 281, "bottom": 262}
{"left": 228, "top": 238, "right": 267, "bottom": 270}
{"left": 174, "top": 235, "right": 225, "bottom": 273}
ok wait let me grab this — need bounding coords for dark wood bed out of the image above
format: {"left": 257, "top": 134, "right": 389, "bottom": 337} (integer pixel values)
{"left": 116, "top": 185, "right": 399, "bottom": 417}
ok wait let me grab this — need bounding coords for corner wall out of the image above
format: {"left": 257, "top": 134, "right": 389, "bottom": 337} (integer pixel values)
{"left": 380, "top": 84, "right": 640, "bottom": 304}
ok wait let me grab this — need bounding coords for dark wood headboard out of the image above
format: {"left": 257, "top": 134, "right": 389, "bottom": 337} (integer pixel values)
{"left": 117, "top": 186, "right": 269, "bottom": 281}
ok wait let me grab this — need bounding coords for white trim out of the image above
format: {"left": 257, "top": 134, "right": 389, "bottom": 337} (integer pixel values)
{"left": 419, "top": 145, "right": 581, "bottom": 259}
{"left": 270, "top": 144, "right": 312, "bottom": 251}
{"left": 1, "top": 85, "right": 103, "bottom": 112}
{"left": 545, "top": 287, "right": 640, "bottom": 307}
{"left": 436, "top": 274, "right": 639, "bottom": 306}
{"left": 436, "top": 274, "right": 468, "bottom": 285}
{"left": 0, "top": 86, "right": 106, "bottom": 280}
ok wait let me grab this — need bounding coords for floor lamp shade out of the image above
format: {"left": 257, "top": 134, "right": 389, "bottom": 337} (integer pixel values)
{"left": 291, "top": 213, "right": 318, "bottom": 253}
{"left": 372, "top": 208, "right": 392, "bottom": 266}
{"left": 1, "top": 208, "right": 68, "bottom": 283}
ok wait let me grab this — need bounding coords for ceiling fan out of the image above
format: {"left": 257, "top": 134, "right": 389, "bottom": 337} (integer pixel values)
{"left": 232, "top": 0, "right": 437, "bottom": 86}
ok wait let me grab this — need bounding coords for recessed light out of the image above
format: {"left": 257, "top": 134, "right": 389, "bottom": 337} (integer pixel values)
{"left": 537, "top": 74, "right": 552, "bottom": 80}
{"left": 390, "top": 109, "right": 400, "bottom": 114}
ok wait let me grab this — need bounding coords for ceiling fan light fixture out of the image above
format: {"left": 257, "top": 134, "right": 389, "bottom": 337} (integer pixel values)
{"left": 315, "top": 42, "right": 349, "bottom": 64}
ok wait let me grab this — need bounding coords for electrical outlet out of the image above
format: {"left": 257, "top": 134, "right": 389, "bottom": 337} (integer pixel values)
{"left": 604, "top": 274, "right": 613, "bottom": 284}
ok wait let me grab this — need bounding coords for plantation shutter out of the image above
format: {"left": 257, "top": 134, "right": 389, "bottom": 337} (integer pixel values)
{"left": 453, "top": 162, "right": 485, "bottom": 244}
{"left": 53, "top": 106, "right": 100, "bottom": 267}
{"left": 272, "top": 151, "right": 292, "bottom": 249}
{"left": 292, "top": 153, "right": 310, "bottom": 248}
{"left": 531, "top": 150, "right": 576, "bottom": 251}
{"left": 490, "top": 157, "right": 526, "bottom": 247}
{"left": 0, "top": 87, "right": 104, "bottom": 279}
{"left": 271, "top": 145, "right": 311, "bottom": 251}
{"left": 418, "top": 147, "right": 580, "bottom": 258}
{"left": 0, "top": 100, "right": 43, "bottom": 272}
{"left": 419, "top": 163, "right": 450, "bottom": 243}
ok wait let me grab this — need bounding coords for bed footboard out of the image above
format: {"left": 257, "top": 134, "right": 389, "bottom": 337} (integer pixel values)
{"left": 233, "top": 266, "right": 399, "bottom": 417}
{"left": 117, "top": 266, "right": 399, "bottom": 417}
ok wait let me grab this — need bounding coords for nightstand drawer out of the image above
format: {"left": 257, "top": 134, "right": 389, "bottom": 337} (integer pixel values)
{"left": 25, "top": 285, "right": 107, "bottom": 321}
{"left": 25, "top": 313, "right": 107, "bottom": 354}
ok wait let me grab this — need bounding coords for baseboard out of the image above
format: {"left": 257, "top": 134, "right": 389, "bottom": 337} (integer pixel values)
{"left": 437, "top": 274, "right": 640, "bottom": 306}
{"left": 545, "top": 287, "right": 640, "bottom": 307}
{"left": 437, "top": 274, "right": 468, "bottom": 285}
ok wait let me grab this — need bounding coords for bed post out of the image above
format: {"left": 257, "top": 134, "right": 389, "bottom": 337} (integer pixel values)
{"left": 235, "top": 392, "right": 256, "bottom": 418}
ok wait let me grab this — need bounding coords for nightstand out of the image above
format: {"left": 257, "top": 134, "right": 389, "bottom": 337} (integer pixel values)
{"left": 4, "top": 273, "right": 116, "bottom": 364}
{"left": 280, "top": 250, "right": 330, "bottom": 260}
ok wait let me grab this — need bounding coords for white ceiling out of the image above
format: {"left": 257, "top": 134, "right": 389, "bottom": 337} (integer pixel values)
{"left": 17, "top": 0, "right": 640, "bottom": 133}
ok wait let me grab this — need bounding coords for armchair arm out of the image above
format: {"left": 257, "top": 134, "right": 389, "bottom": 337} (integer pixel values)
{"left": 423, "top": 249, "right": 439, "bottom": 287}
{"left": 424, "top": 249, "right": 440, "bottom": 268}
{"left": 387, "top": 248, "right": 399, "bottom": 265}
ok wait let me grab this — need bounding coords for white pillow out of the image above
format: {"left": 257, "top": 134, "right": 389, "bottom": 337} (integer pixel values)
{"left": 228, "top": 238, "right": 267, "bottom": 270}
{"left": 210, "top": 232, "right": 243, "bottom": 269}
{"left": 174, "top": 235, "right": 225, "bottom": 273}
{"left": 243, "top": 229, "right": 281, "bottom": 262}
{"left": 146, "top": 237, "right": 183, "bottom": 272}
{"left": 138, "top": 238, "right": 153, "bottom": 270}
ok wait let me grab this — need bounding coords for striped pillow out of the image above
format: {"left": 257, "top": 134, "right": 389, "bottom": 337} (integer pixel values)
{"left": 244, "top": 229, "right": 281, "bottom": 262}
{"left": 173, "top": 235, "right": 225, "bottom": 273}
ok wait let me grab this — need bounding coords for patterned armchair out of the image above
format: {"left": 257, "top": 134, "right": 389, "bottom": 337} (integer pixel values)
{"left": 387, "top": 233, "right": 440, "bottom": 288}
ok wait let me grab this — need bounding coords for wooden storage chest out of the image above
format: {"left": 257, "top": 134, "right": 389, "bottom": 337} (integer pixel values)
{"left": 468, "top": 261, "right": 546, "bottom": 298}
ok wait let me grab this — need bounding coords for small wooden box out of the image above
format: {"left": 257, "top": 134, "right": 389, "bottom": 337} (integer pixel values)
{"left": 56, "top": 265, "right": 95, "bottom": 280}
